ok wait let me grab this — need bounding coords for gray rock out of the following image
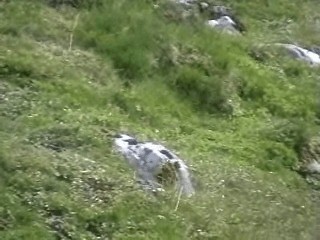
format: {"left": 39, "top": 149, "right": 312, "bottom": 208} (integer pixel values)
{"left": 171, "top": 0, "right": 246, "bottom": 33}
{"left": 206, "top": 16, "right": 241, "bottom": 35}
{"left": 113, "top": 134, "right": 195, "bottom": 197}
{"left": 176, "top": 0, "right": 197, "bottom": 6}
{"left": 274, "top": 43, "right": 320, "bottom": 66}
{"left": 204, "top": 5, "right": 246, "bottom": 33}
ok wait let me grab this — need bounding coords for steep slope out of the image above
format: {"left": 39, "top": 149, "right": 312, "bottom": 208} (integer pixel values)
{"left": 0, "top": 0, "right": 319, "bottom": 239}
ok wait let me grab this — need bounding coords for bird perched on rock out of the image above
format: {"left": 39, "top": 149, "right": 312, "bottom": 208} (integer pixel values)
{"left": 113, "top": 133, "right": 195, "bottom": 197}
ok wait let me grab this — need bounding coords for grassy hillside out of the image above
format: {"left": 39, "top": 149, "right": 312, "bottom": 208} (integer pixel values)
{"left": 0, "top": 0, "right": 320, "bottom": 239}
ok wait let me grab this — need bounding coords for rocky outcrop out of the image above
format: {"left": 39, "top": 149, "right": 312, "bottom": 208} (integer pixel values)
{"left": 201, "top": 4, "right": 246, "bottom": 33}
{"left": 169, "top": 0, "right": 245, "bottom": 35}
{"left": 206, "top": 16, "right": 241, "bottom": 35}
{"left": 250, "top": 43, "right": 320, "bottom": 66}
{"left": 113, "top": 134, "right": 195, "bottom": 197}
{"left": 274, "top": 43, "right": 320, "bottom": 66}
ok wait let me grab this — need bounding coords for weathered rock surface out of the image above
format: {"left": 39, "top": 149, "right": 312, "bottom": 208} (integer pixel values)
{"left": 113, "top": 134, "right": 195, "bottom": 197}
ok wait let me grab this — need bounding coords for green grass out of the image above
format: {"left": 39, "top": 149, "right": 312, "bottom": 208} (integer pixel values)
{"left": 0, "top": 0, "right": 320, "bottom": 239}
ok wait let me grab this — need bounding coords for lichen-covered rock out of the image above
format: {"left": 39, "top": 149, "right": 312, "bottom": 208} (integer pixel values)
{"left": 113, "top": 134, "right": 195, "bottom": 197}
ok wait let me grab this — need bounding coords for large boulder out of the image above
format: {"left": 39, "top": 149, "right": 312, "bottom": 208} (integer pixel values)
{"left": 113, "top": 133, "right": 195, "bottom": 197}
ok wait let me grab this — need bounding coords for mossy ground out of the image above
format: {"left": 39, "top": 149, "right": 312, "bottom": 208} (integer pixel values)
{"left": 0, "top": 0, "right": 320, "bottom": 239}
